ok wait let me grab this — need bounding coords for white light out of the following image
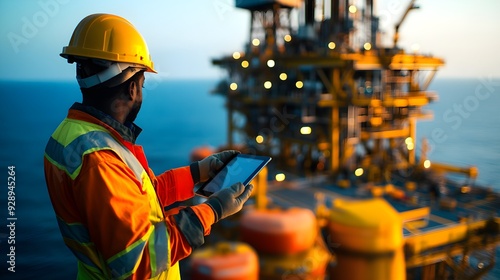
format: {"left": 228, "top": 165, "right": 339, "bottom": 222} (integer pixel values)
{"left": 256, "top": 135, "right": 264, "bottom": 144}
{"left": 275, "top": 173, "right": 286, "bottom": 182}
{"left": 328, "top": 42, "right": 336, "bottom": 50}
{"left": 230, "top": 83, "right": 238, "bottom": 90}
{"left": 279, "top": 73, "right": 287, "bottom": 80}
{"left": 364, "top": 42, "right": 372, "bottom": 51}
{"left": 264, "top": 81, "right": 272, "bottom": 89}
{"left": 232, "top": 52, "right": 241, "bottom": 59}
{"left": 407, "top": 142, "right": 414, "bottom": 151}
{"left": 405, "top": 137, "right": 413, "bottom": 145}
{"left": 300, "top": 126, "right": 312, "bottom": 135}
{"left": 355, "top": 168, "right": 364, "bottom": 177}
{"left": 267, "top": 60, "right": 275, "bottom": 68}
{"left": 241, "top": 60, "right": 249, "bottom": 68}
{"left": 284, "top": 34, "right": 292, "bottom": 42}
{"left": 252, "top": 38, "right": 260, "bottom": 46}
{"left": 424, "top": 160, "right": 431, "bottom": 169}
{"left": 349, "top": 5, "right": 357, "bottom": 13}
{"left": 296, "top": 81, "right": 304, "bottom": 89}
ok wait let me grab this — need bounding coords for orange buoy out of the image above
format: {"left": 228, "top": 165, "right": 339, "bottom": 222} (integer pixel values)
{"left": 190, "top": 146, "right": 216, "bottom": 162}
{"left": 190, "top": 242, "right": 259, "bottom": 280}
{"left": 240, "top": 208, "right": 317, "bottom": 255}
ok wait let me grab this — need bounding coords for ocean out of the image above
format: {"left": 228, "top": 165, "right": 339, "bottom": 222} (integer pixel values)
{"left": 0, "top": 78, "right": 498, "bottom": 279}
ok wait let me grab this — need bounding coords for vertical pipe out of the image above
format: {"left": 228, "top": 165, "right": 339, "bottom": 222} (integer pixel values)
{"left": 331, "top": 0, "right": 340, "bottom": 23}
{"left": 333, "top": 68, "right": 341, "bottom": 98}
{"left": 305, "top": 0, "right": 316, "bottom": 25}
{"left": 330, "top": 68, "right": 341, "bottom": 174}
{"left": 255, "top": 166, "right": 268, "bottom": 210}
{"left": 249, "top": 11, "right": 254, "bottom": 48}
{"left": 367, "top": 0, "right": 375, "bottom": 44}
{"left": 272, "top": 4, "right": 279, "bottom": 53}
{"left": 343, "top": 0, "right": 349, "bottom": 32}
{"left": 331, "top": 106, "right": 340, "bottom": 173}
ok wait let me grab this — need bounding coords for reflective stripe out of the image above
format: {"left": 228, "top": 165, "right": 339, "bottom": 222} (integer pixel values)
{"left": 57, "top": 216, "right": 90, "bottom": 244}
{"left": 58, "top": 218, "right": 107, "bottom": 273}
{"left": 108, "top": 226, "right": 152, "bottom": 279}
{"left": 141, "top": 171, "right": 164, "bottom": 223}
{"left": 68, "top": 244, "right": 100, "bottom": 269}
{"left": 148, "top": 222, "right": 169, "bottom": 277}
{"left": 45, "top": 131, "right": 114, "bottom": 179}
{"left": 45, "top": 130, "right": 143, "bottom": 181}
{"left": 65, "top": 237, "right": 107, "bottom": 274}
{"left": 45, "top": 117, "right": 142, "bottom": 182}
{"left": 51, "top": 118, "right": 109, "bottom": 146}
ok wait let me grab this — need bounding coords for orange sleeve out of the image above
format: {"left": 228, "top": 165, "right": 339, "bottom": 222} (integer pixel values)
{"left": 154, "top": 166, "right": 195, "bottom": 207}
{"left": 164, "top": 204, "right": 216, "bottom": 265}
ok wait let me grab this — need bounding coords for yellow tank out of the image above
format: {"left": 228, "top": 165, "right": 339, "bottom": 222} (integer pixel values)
{"left": 327, "top": 198, "right": 405, "bottom": 280}
{"left": 190, "top": 242, "right": 259, "bottom": 280}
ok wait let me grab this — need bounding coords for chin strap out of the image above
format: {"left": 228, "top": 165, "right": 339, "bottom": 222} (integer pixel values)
{"left": 77, "top": 62, "right": 145, "bottom": 88}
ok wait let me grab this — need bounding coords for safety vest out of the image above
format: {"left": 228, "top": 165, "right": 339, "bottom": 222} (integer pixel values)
{"left": 45, "top": 117, "right": 180, "bottom": 280}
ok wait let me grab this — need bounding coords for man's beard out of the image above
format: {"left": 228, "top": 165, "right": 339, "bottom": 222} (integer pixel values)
{"left": 126, "top": 101, "right": 141, "bottom": 123}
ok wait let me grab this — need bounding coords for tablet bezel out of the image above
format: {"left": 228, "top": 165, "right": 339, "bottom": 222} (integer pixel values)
{"left": 195, "top": 154, "right": 272, "bottom": 198}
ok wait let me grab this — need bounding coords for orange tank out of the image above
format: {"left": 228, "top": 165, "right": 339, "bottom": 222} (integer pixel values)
{"left": 190, "top": 242, "right": 259, "bottom": 280}
{"left": 240, "top": 208, "right": 317, "bottom": 254}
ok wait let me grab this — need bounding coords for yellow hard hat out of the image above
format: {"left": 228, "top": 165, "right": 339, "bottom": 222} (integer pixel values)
{"left": 61, "top": 14, "right": 156, "bottom": 87}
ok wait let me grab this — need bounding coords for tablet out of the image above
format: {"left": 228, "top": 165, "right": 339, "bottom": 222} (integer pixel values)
{"left": 195, "top": 154, "right": 272, "bottom": 198}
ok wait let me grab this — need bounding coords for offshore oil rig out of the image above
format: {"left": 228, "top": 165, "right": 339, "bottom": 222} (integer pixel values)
{"left": 186, "top": 1, "right": 500, "bottom": 279}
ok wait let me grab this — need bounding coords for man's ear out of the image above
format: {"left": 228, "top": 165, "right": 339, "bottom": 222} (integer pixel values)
{"left": 127, "top": 80, "right": 138, "bottom": 101}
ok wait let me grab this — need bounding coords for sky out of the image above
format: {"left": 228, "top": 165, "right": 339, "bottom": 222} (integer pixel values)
{"left": 0, "top": 0, "right": 499, "bottom": 81}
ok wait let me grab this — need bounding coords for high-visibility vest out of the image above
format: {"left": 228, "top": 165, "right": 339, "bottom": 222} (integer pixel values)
{"left": 45, "top": 118, "right": 180, "bottom": 280}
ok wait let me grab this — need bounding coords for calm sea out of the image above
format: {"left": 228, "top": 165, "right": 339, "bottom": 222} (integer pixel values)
{"left": 0, "top": 78, "right": 498, "bottom": 279}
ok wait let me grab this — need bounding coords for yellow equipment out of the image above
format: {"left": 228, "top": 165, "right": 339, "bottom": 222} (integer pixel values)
{"left": 327, "top": 198, "right": 406, "bottom": 280}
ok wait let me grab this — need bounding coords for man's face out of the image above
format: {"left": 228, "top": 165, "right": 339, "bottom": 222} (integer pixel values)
{"left": 126, "top": 73, "right": 144, "bottom": 123}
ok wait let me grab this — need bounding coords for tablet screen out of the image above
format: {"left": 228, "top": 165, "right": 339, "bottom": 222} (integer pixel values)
{"left": 196, "top": 154, "right": 271, "bottom": 197}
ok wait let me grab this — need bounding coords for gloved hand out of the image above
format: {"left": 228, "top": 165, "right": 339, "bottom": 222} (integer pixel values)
{"left": 204, "top": 182, "right": 253, "bottom": 222}
{"left": 197, "top": 150, "right": 239, "bottom": 183}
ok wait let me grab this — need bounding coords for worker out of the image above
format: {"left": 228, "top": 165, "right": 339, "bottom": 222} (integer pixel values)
{"left": 43, "top": 13, "right": 253, "bottom": 279}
